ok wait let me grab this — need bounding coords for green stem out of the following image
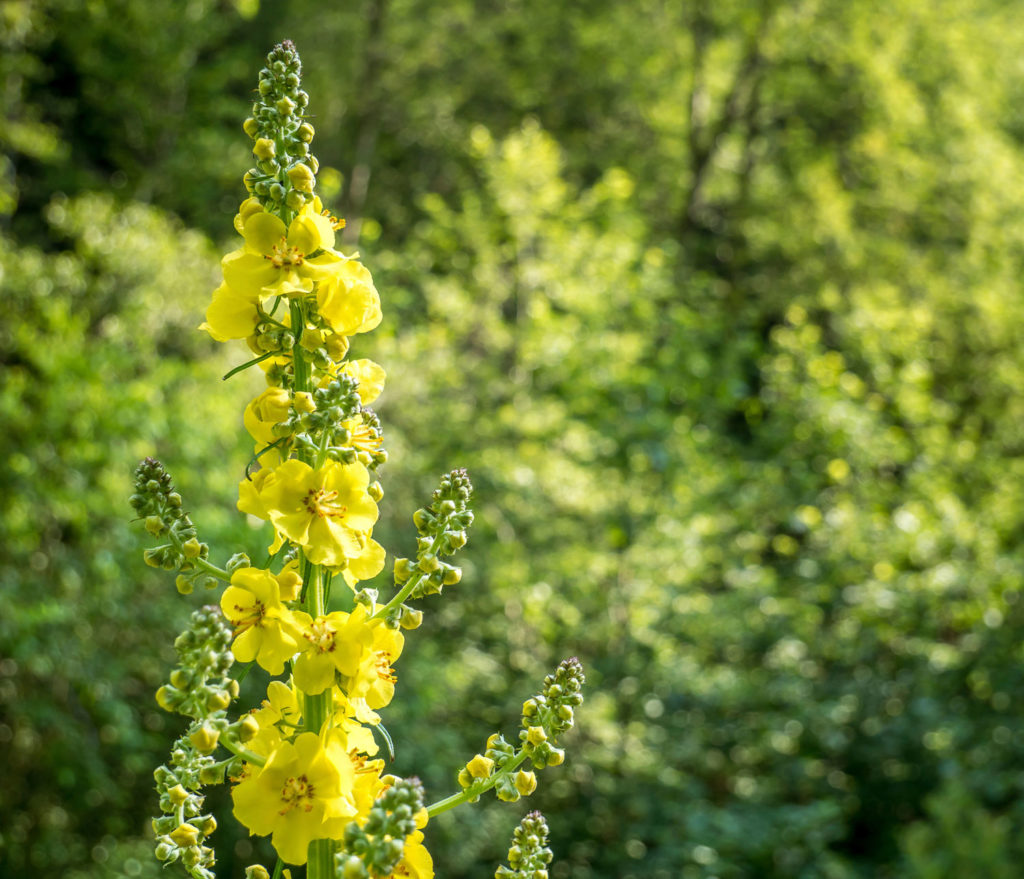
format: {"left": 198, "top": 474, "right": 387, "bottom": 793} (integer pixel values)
{"left": 371, "top": 534, "right": 444, "bottom": 621}
{"left": 220, "top": 736, "right": 267, "bottom": 768}
{"left": 165, "top": 529, "right": 231, "bottom": 582}
{"left": 425, "top": 750, "right": 531, "bottom": 819}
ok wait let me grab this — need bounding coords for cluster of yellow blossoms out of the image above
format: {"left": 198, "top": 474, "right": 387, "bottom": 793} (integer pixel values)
{"left": 201, "top": 196, "right": 429, "bottom": 872}
{"left": 139, "top": 41, "right": 581, "bottom": 879}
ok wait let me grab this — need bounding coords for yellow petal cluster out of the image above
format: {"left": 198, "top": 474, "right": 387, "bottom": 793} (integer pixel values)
{"left": 201, "top": 174, "right": 432, "bottom": 871}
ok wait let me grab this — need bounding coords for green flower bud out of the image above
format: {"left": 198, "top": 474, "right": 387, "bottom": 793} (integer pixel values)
{"left": 467, "top": 753, "right": 494, "bottom": 778}
{"left": 199, "top": 763, "right": 224, "bottom": 785}
{"left": 207, "top": 688, "right": 231, "bottom": 712}
{"left": 526, "top": 726, "right": 547, "bottom": 746}
{"left": 276, "top": 96, "right": 296, "bottom": 116}
{"left": 190, "top": 722, "right": 220, "bottom": 754}
{"left": 169, "top": 823, "right": 200, "bottom": 847}
{"left": 419, "top": 554, "right": 440, "bottom": 573}
{"left": 340, "top": 855, "right": 367, "bottom": 879}
{"left": 175, "top": 574, "right": 194, "bottom": 595}
{"left": 399, "top": 607, "right": 423, "bottom": 629}
{"left": 394, "top": 558, "right": 414, "bottom": 583}
{"left": 245, "top": 866, "right": 270, "bottom": 879}
{"left": 155, "top": 685, "right": 179, "bottom": 711}
{"left": 243, "top": 118, "right": 259, "bottom": 138}
{"left": 235, "top": 714, "right": 260, "bottom": 742}
{"left": 368, "top": 481, "right": 384, "bottom": 502}
{"left": 286, "top": 189, "right": 305, "bottom": 211}
{"left": 155, "top": 843, "right": 174, "bottom": 861}
{"left": 298, "top": 122, "right": 315, "bottom": 142}
{"left": 145, "top": 515, "right": 165, "bottom": 535}
{"left": 168, "top": 784, "right": 189, "bottom": 806}
{"left": 515, "top": 770, "right": 538, "bottom": 796}
{"left": 442, "top": 566, "right": 462, "bottom": 586}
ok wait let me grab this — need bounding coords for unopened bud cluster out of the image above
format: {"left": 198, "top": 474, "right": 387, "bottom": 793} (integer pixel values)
{"left": 132, "top": 458, "right": 217, "bottom": 593}
{"left": 519, "top": 657, "right": 584, "bottom": 769}
{"left": 243, "top": 40, "right": 319, "bottom": 215}
{"left": 152, "top": 733, "right": 222, "bottom": 879}
{"left": 456, "top": 657, "right": 583, "bottom": 804}
{"left": 156, "top": 606, "right": 236, "bottom": 719}
{"left": 495, "top": 812, "right": 554, "bottom": 879}
{"left": 392, "top": 469, "right": 474, "bottom": 605}
{"left": 335, "top": 777, "right": 425, "bottom": 879}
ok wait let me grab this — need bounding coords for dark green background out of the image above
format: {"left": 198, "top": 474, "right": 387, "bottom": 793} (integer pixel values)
{"left": 3, "top": 1, "right": 1024, "bottom": 877}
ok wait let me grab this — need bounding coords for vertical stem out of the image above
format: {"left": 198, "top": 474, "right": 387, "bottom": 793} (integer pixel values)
{"left": 291, "top": 300, "right": 335, "bottom": 878}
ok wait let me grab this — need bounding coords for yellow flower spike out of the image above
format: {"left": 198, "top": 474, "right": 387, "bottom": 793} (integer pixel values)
{"left": 231, "top": 732, "right": 359, "bottom": 865}
{"left": 219, "top": 567, "right": 302, "bottom": 675}
{"left": 170, "top": 823, "right": 201, "bottom": 847}
{"left": 291, "top": 609, "right": 373, "bottom": 695}
{"left": 515, "top": 770, "right": 538, "bottom": 796}
{"left": 466, "top": 754, "right": 494, "bottom": 779}
{"left": 254, "top": 458, "right": 379, "bottom": 567}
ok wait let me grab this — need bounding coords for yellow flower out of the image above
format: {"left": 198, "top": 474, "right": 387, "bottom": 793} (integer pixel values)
{"left": 392, "top": 829, "right": 434, "bottom": 879}
{"left": 244, "top": 387, "right": 293, "bottom": 447}
{"left": 324, "top": 725, "right": 387, "bottom": 818}
{"left": 231, "top": 732, "right": 358, "bottom": 865}
{"left": 316, "top": 259, "right": 382, "bottom": 336}
{"left": 247, "top": 679, "right": 302, "bottom": 756}
{"left": 287, "top": 163, "right": 316, "bottom": 193}
{"left": 252, "top": 458, "right": 380, "bottom": 568}
{"left": 220, "top": 568, "right": 302, "bottom": 675}
{"left": 466, "top": 754, "right": 494, "bottom": 779}
{"left": 233, "top": 197, "right": 265, "bottom": 235}
{"left": 388, "top": 810, "right": 433, "bottom": 879}
{"left": 339, "top": 358, "right": 386, "bottom": 406}
{"left": 345, "top": 621, "right": 404, "bottom": 723}
{"left": 291, "top": 608, "right": 373, "bottom": 695}
{"left": 221, "top": 205, "right": 344, "bottom": 300}
{"left": 200, "top": 282, "right": 261, "bottom": 342}
{"left": 347, "top": 535, "right": 386, "bottom": 589}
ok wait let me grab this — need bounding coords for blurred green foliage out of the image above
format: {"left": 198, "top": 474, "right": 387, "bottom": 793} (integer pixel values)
{"left": 2, "top": 0, "right": 1024, "bottom": 877}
